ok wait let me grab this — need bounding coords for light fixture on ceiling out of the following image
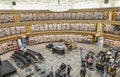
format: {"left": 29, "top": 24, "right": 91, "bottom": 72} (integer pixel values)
{"left": 48, "top": 0, "right": 71, "bottom": 12}
{"left": 104, "top": 0, "right": 109, "bottom": 4}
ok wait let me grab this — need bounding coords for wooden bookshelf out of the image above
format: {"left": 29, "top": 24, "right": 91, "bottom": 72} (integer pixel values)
{"left": 104, "top": 39, "right": 120, "bottom": 51}
{"left": 29, "top": 34, "right": 93, "bottom": 46}
{"left": 0, "top": 40, "right": 18, "bottom": 55}
{"left": 103, "top": 33, "right": 120, "bottom": 41}
{"left": 104, "top": 24, "right": 120, "bottom": 35}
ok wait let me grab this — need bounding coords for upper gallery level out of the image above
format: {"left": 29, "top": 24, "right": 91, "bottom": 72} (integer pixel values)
{"left": 0, "top": 0, "right": 120, "bottom": 10}
{"left": 0, "top": 8, "right": 120, "bottom": 24}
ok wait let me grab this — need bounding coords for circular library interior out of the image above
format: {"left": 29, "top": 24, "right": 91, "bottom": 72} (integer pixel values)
{"left": 0, "top": 0, "right": 120, "bottom": 77}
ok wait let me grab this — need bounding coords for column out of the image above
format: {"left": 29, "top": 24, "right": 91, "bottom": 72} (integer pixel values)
{"left": 92, "top": 35, "right": 95, "bottom": 44}
{"left": 14, "top": 13, "right": 20, "bottom": 23}
{"left": 25, "top": 24, "right": 31, "bottom": 34}
{"left": 108, "top": 9, "right": 112, "bottom": 21}
{"left": 112, "top": 10, "right": 116, "bottom": 21}
{"left": 97, "top": 22, "right": 103, "bottom": 33}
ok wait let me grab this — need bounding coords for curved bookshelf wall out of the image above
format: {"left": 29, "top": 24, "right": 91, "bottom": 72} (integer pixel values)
{"left": 0, "top": 13, "right": 15, "bottom": 23}
{"left": 0, "top": 9, "right": 108, "bottom": 23}
{"left": 30, "top": 23, "right": 96, "bottom": 32}
{"left": 104, "top": 39, "right": 120, "bottom": 51}
{"left": 19, "top": 10, "right": 106, "bottom": 22}
{"left": 0, "top": 40, "right": 18, "bottom": 55}
{"left": 0, "top": 8, "right": 120, "bottom": 55}
{"left": 0, "top": 25, "right": 26, "bottom": 38}
{"left": 104, "top": 24, "right": 120, "bottom": 35}
{"left": 29, "top": 34, "right": 93, "bottom": 45}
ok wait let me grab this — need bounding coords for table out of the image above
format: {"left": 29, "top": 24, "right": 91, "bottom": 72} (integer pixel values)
{"left": 0, "top": 60, "right": 17, "bottom": 77}
{"left": 52, "top": 45, "right": 65, "bottom": 55}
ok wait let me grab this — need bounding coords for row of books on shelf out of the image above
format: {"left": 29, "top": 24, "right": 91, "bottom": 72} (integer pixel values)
{"left": 0, "top": 40, "right": 18, "bottom": 55}
{"left": 104, "top": 39, "right": 120, "bottom": 51}
{"left": 104, "top": 24, "right": 120, "bottom": 35}
{"left": 19, "top": 11, "right": 106, "bottom": 21}
{"left": 115, "top": 10, "right": 120, "bottom": 21}
{"left": 1, "top": 10, "right": 120, "bottom": 23}
{"left": 31, "top": 23, "right": 96, "bottom": 32}
{"left": 29, "top": 35, "right": 92, "bottom": 45}
{"left": 0, "top": 26, "right": 26, "bottom": 38}
{"left": 0, "top": 14, "right": 15, "bottom": 23}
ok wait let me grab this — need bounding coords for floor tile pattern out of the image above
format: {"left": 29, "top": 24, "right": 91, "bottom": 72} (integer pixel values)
{"left": 1, "top": 42, "right": 120, "bottom": 77}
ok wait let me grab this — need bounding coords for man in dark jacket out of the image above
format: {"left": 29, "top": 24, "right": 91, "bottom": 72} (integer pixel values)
{"left": 60, "top": 63, "right": 66, "bottom": 70}
{"left": 67, "top": 65, "right": 72, "bottom": 76}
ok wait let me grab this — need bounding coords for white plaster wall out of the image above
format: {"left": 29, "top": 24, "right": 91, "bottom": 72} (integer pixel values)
{"left": 0, "top": 0, "right": 119, "bottom": 10}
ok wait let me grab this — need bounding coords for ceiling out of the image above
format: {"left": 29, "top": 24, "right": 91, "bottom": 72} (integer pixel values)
{"left": 0, "top": 0, "right": 120, "bottom": 10}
